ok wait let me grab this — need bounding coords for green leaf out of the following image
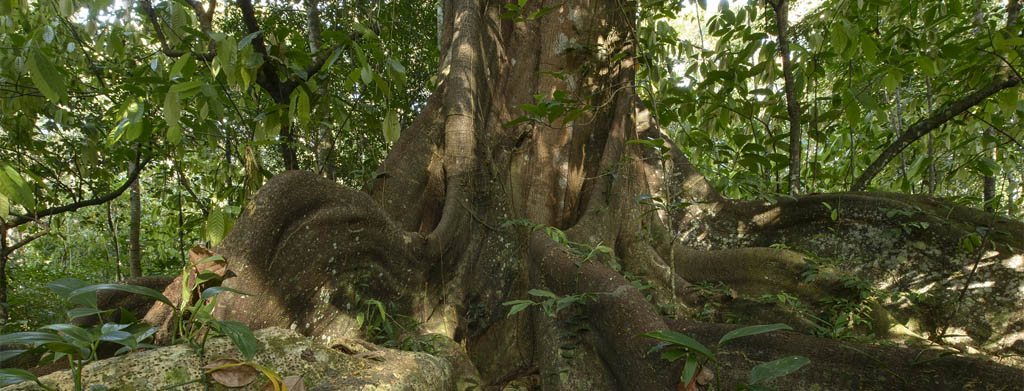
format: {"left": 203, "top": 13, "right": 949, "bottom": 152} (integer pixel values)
{"left": 915, "top": 56, "right": 938, "bottom": 77}
{"left": 527, "top": 289, "right": 558, "bottom": 299}
{"left": 296, "top": 89, "right": 310, "bottom": 126}
{"left": 66, "top": 307, "right": 111, "bottom": 322}
{"left": 164, "top": 90, "right": 180, "bottom": 128}
{"left": 0, "top": 165, "right": 35, "bottom": 210}
{"left": 0, "top": 331, "right": 65, "bottom": 346}
{"left": 167, "top": 125, "right": 182, "bottom": 144}
{"left": 46, "top": 278, "right": 92, "bottom": 298}
{"left": 998, "top": 88, "right": 1018, "bottom": 114}
{"left": 386, "top": 58, "right": 406, "bottom": 75}
{"left": 169, "top": 53, "right": 192, "bottom": 79}
{"left": 0, "top": 194, "right": 9, "bottom": 216}
{"left": 214, "top": 320, "right": 263, "bottom": 361}
{"left": 67, "top": 283, "right": 174, "bottom": 308}
{"left": 41, "top": 324, "right": 95, "bottom": 346}
{"left": 830, "top": 25, "right": 848, "bottom": 54}
{"left": 0, "top": 368, "right": 42, "bottom": 387}
{"left": 503, "top": 300, "right": 533, "bottom": 318}
{"left": 207, "top": 208, "right": 225, "bottom": 245}
{"left": 238, "top": 31, "right": 262, "bottom": 49}
{"left": 860, "top": 36, "right": 878, "bottom": 62}
{"left": 171, "top": 80, "right": 204, "bottom": 98}
{"left": 200, "top": 286, "right": 252, "bottom": 301}
{"left": 27, "top": 48, "right": 66, "bottom": 103}
{"left": 718, "top": 324, "right": 793, "bottom": 346}
{"left": 637, "top": 330, "right": 714, "bottom": 360}
{"left": 748, "top": 356, "right": 810, "bottom": 385}
{"left": 681, "top": 353, "right": 698, "bottom": 385}
{"left": 383, "top": 109, "right": 400, "bottom": 143}
{"left": 360, "top": 66, "right": 373, "bottom": 85}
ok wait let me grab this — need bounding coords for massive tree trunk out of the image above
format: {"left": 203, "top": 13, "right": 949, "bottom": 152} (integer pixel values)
{"left": 161, "top": 0, "right": 1024, "bottom": 389}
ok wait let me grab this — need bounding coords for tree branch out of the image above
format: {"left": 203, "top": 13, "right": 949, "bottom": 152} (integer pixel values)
{"left": 770, "top": 0, "right": 803, "bottom": 195}
{"left": 850, "top": 0, "right": 1024, "bottom": 191}
{"left": 8, "top": 156, "right": 152, "bottom": 228}
{"left": 850, "top": 72, "right": 1020, "bottom": 191}
{"left": 303, "top": 0, "right": 323, "bottom": 53}
{"left": 138, "top": 0, "right": 214, "bottom": 60}
{"left": 237, "top": 0, "right": 288, "bottom": 101}
{"left": 967, "top": 110, "right": 1024, "bottom": 149}
{"left": 1, "top": 221, "right": 50, "bottom": 257}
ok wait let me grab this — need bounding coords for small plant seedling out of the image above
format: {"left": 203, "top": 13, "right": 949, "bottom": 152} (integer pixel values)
{"left": 638, "top": 323, "right": 809, "bottom": 390}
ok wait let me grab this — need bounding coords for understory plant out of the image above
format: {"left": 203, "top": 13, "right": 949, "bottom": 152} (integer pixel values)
{"left": 0, "top": 254, "right": 265, "bottom": 390}
{"left": 639, "top": 323, "right": 809, "bottom": 390}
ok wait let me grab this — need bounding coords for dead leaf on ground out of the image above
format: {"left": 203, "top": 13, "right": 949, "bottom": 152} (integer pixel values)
{"left": 695, "top": 367, "right": 714, "bottom": 385}
{"left": 284, "top": 375, "right": 304, "bottom": 391}
{"left": 260, "top": 375, "right": 304, "bottom": 391}
{"left": 202, "top": 358, "right": 259, "bottom": 387}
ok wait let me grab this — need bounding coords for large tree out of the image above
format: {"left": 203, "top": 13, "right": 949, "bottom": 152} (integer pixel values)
{"left": 143, "top": 0, "right": 1024, "bottom": 390}
{"left": 2, "top": 0, "right": 1023, "bottom": 388}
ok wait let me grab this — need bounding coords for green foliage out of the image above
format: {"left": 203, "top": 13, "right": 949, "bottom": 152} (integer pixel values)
{"left": 356, "top": 298, "right": 438, "bottom": 353}
{"left": 632, "top": 0, "right": 1024, "bottom": 214}
{"left": 639, "top": 324, "right": 809, "bottom": 390}
{"left": 0, "top": 279, "right": 163, "bottom": 390}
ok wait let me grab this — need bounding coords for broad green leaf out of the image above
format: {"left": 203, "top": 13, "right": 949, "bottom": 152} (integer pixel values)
{"left": 207, "top": 208, "right": 226, "bottom": 245}
{"left": 637, "top": 330, "right": 714, "bottom": 360}
{"left": 998, "top": 88, "right": 1018, "bottom": 114}
{"left": 527, "top": 289, "right": 558, "bottom": 299}
{"left": 830, "top": 25, "right": 847, "bottom": 54}
{"left": 259, "top": 109, "right": 281, "bottom": 141}
{"left": 214, "top": 321, "right": 263, "bottom": 361}
{"left": 860, "top": 35, "right": 877, "bottom": 62}
{"left": 164, "top": 90, "right": 180, "bottom": 128}
{"left": 748, "top": 356, "right": 810, "bottom": 385}
{"left": 383, "top": 109, "right": 400, "bottom": 143}
{"left": 27, "top": 48, "right": 66, "bottom": 103}
{"left": 58, "top": 0, "right": 75, "bottom": 17}
{"left": 0, "top": 194, "right": 9, "bottom": 216}
{"left": 41, "top": 324, "right": 95, "bottom": 346}
{"left": 915, "top": 56, "right": 937, "bottom": 77}
{"left": 0, "top": 331, "right": 65, "bottom": 346}
{"left": 238, "top": 30, "right": 262, "bottom": 49}
{"left": 66, "top": 307, "right": 111, "bottom": 322}
{"left": 681, "top": 353, "right": 698, "bottom": 385}
{"left": 200, "top": 286, "right": 252, "bottom": 301}
{"left": 171, "top": 80, "right": 203, "bottom": 98}
{"left": 46, "top": 277, "right": 91, "bottom": 298}
{"left": 0, "top": 369, "right": 41, "bottom": 387}
{"left": 503, "top": 300, "right": 533, "bottom": 318}
{"left": 296, "top": 89, "right": 310, "bottom": 126}
{"left": 167, "top": 125, "right": 182, "bottom": 144}
{"left": 386, "top": 58, "right": 406, "bottom": 74}
{"left": 0, "top": 165, "right": 34, "bottom": 210}
{"left": 360, "top": 66, "right": 373, "bottom": 85}
{"left": 718, "top": 324, "right": 793, "bottom": 346}
{"left": 67, "top": 283, "right": 174, "bottom": 307}
{"left": 169, "top": 53, "right": 192, "bottom": 79}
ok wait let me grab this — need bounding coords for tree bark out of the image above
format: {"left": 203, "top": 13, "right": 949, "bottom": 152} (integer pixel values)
{"left": 106, "top": 202, "right": 122, "bottom": 282}
{"left": 129, "top": 162, "right": 142, "bottom": 278}
{"left": 0, "top": 227, "right": 7, "bottom": 324}
{"left": 142, "top": 1, "right": 1024, "bottom": 390}
{"left": 770, "top": 0, "right": 802, "bottom": 195}
{"left": 984, "top": 129, "right": 997, "bottom": 212}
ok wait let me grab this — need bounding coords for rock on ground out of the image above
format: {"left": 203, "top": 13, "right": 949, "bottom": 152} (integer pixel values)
{"left": 5, "top": 327, "right": 455, "bottom": 391}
